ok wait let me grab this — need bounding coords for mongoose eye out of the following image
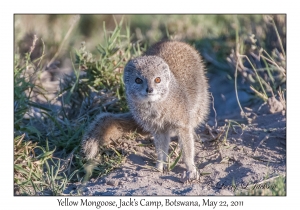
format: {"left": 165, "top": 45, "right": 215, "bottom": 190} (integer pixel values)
{"left": 154, "top": 77, "right": 161, "bottom": 83}
{"left": 135, "top": 78, "right": 143, "bottom": 84}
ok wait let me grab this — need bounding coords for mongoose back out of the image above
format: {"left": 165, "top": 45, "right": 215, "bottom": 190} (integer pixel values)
{"left": 82, "top": 40, "right": 209, "bottom": 181}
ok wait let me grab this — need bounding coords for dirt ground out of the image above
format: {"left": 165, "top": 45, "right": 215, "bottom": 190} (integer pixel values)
{"left": 64, "top": 110, "right": 286, "bottom": 196}
{"left": 28, "top": 58, "right": 286, "bottom": 196}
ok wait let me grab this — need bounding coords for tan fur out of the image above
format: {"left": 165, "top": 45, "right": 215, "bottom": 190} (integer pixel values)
{"left": 81, "top": 112, "right": 147, "bottom": 159}
{"left": 81, "top": 41, "right": 209, "bottom": 181}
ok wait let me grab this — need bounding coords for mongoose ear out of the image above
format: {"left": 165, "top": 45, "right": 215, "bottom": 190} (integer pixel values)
{"left": 125, "top": 60, "right": 137, "bottom": 69}
{"left": 162, "top": 63, "right": 171, "bottom": 80}
{"left": 123, "top": 60, "right": 136, "bottom": 84}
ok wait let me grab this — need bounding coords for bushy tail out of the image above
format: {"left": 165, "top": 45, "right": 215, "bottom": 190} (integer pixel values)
{"left": 81, "top": 112, "right": 148, "bottom": 160}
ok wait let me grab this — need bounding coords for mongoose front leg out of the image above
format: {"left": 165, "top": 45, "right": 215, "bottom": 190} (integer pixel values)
{"left": 153, "top": 131, "right": 170, "bottom": 171}
{"left": 177, "top": 127, "right": 199, "bottom": 182}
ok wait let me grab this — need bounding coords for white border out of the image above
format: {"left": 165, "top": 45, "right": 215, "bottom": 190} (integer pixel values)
{"left": 3, "top": 0, "right": 297, "bottom": 209}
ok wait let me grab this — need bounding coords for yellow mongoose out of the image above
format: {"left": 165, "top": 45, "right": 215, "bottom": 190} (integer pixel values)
{"left": 82, "top": 41, "right": 210, "bottom": 181}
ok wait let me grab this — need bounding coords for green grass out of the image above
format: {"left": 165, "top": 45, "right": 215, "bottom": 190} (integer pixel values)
{"left": 14, "top": 17, "right": 141, "bottom": 195}
{"left": 14, "top": 14, "right": 286, "bottom": 195}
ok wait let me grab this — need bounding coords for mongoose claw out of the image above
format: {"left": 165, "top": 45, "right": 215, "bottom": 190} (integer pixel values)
{"left": 180, "top": 170, "right": 200, "bottom": 183}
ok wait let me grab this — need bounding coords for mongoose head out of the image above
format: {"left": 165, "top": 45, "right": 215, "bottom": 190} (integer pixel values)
{"left": 124, "top": 56, "right": 171, "bottom": 102}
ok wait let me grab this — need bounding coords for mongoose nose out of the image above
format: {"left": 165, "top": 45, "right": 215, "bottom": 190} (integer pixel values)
{"left": 146, "top": 87, "right": 153, "bottom": 93}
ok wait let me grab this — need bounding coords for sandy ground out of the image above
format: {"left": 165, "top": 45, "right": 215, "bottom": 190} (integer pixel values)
{"left": 64, "top": 110, "right": 286, "bottom": 196}
{"left": 27, "top": 59, "right": 286, "bottom": 196}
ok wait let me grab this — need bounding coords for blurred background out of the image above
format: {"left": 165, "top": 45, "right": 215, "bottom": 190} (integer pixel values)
{"left": 15, "top": 15, "right": 286, "bottom": 64}
{"left": 14, "top": 14, "right": 286, "bottom": 119}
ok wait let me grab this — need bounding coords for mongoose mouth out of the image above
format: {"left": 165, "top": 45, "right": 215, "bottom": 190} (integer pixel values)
{"left": 137, "top": 92, "right": 161, "bottom": 102}
{"left": 146, "top": 92, "right": 160, "bottom": 97}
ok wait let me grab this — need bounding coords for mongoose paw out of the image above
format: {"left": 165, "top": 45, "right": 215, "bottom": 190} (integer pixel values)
{"left": 180, "top": 170, "right": 200, "bottom": 183}
{"left": 155, "top": 162, "right": 164, "bottom": 172}
{"left": 155, "top": 162, "right": 169, "bottom": 173}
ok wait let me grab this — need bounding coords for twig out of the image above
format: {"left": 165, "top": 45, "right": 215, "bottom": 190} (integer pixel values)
{"left": 271, "top": 18, "right": 286, "bottom": 59}
{"left": 205, "top": 124, "right": 225, "bottom": 141}
{"left": 210, "top": 93, "right": 218, "bottom": 128}
{"left": 239, "top": 54, "right": 268, "bottom": 98}
{"left": 250, "top": 86, "right": 268, "bottom": 101}
{"left": 254, "top": 135, "right": 269, "bottom": 155}
{"left": 205, "top": 124, "right": 215, "bottom": 139}
{"left": 261, "top": 53, "right": 285, "bottom": 74}
{"left": 234, "top": 59, "right": 245, "bottom": 116}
